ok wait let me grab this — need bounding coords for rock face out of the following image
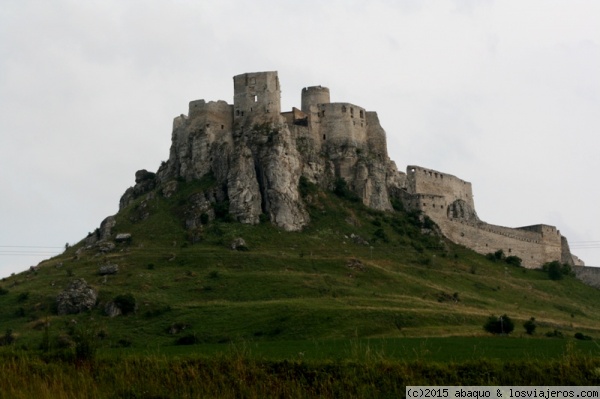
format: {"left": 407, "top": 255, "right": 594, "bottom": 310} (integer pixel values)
{"left": 135, "top": 71, "right": 404, "bottom": 232}
{"left": 56, "top": 279, "right": 97, "bottom": 315}
{"left": 109, "top": 71, "right": 580, "bottom": 270}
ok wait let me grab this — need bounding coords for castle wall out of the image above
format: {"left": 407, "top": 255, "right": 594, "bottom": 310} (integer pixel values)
{"left": 233, "top": 71, "right": 281, "bottom": 125}
{"left": 437, "top": 219, "right": 563, "bottom": 268}
{"left": 574, "top": 266, "right": 600, "bottom": 289}
{"left": 365, "top": 112, "right": 388, "bottom": 159}
{"left": 319, "top": 102, "right": 368, "bottom": 149}
{"left": 301, "top": 86, "right": 330, "bottom": 113}
{"left": 406, "top": 166, "right": 474, "bottom": 209}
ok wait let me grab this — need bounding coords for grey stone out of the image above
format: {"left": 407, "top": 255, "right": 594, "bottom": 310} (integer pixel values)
{"left": 98, "top": 264, "right": 118, "bottom": 275}
{"left": 56, "top": 279, "right": 97, "bottom": 315}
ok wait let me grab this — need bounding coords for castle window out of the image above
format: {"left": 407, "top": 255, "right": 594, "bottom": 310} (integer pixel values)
{"left": 236, "top": 110, "right": 240, "bottom": 116}
{"left": 359, "top": 110, "right": 364, "bottom": 118}
{"left": 206, "top": 123, "right": 210, "bottom": 127}
{"left": 221, "top": 125, "right": 224, "bottom": 130}
{"left": 241, "top": 111, "right": 244, "bottom": 116}
{"left": 342, "top": 106, "right": 346, "bottom": 112}
{"left": 253, "top": 95, "right": 257, "bottom": 102}
{"left": 508, "top": 248, "right": 512, "bottom": 253}
{"left": 323, "top": 134, "right": 326, "bottom": 140}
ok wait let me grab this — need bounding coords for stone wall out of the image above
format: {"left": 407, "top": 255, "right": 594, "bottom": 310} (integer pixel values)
{"left": 574, "top": 266, "right": 600, "bottom": 289}
{"left": 406, "top": 166, "right": 474, "bottom": 209}
{"left": 301, "top": 86, "right": 330, "bottom": 113}
{"left": 233, "top": 71, "right": 281, "bottom": 125}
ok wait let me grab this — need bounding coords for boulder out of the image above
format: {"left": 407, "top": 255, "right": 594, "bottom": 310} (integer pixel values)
{"left": 56, "top": 279, "right": 97, "bottom": 315}
{"left": 98, "top": 264, "right": 119, "bottom": 275}
{"left": 230, "top": 237, "right": 248, "bottom": 251}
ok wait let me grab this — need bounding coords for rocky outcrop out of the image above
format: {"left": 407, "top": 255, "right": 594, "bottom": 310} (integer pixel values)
{"left": 56, "top": 279, "right": 97, "bottom": 315}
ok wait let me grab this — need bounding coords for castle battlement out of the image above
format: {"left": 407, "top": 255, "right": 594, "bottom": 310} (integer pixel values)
{"left": 155, "top": 71, "right": 580, "bottom": 268}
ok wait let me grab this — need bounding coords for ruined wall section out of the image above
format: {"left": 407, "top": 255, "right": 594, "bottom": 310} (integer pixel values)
{"left": 406, "top": 166, "right": 474, "bottom": 209}
{"left": 301, "top": 86, "right": 330, "bottom": 113}
{"left": 438, "top": 219, "right": 562, "bottom": 268}
{"left": 365, "top": 112, "right": 388, "bottom": 159}
{"left": 233, "top": 72, "right": 281, "bottom": 126}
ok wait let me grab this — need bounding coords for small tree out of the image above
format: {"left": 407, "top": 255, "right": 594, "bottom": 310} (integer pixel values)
{"left": 524, "top": 317, "right": 537, "bottom": 335}
{"left": 483, "top": 314, "right": 515, "bottom": 335}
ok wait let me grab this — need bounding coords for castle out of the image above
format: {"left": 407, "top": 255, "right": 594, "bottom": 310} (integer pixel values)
{"left": 121, "top": 71, "right": 581, "bottom": 269}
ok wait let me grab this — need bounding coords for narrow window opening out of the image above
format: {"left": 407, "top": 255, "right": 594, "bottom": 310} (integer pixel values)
{"left": 323, "top": 134, "right": 326, "bottom": 140}
{"left": 221, "top": 125, "right": 224, "bottom": 130}
{"left": 359, "top": 110, "right": 364, "bottom": 118}
{"left": 252, "top": 95, "right": 257, "bottom": 102}
{"left": 236, "top": 110, "right": 240, "bottom": 116}
{"left": 241, "top": 111, "right": 244, "bottom": 116}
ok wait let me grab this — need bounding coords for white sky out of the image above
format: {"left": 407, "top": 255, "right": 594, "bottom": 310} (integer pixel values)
{"left": 1, "top": 0, "right": 599, "bottom": 278}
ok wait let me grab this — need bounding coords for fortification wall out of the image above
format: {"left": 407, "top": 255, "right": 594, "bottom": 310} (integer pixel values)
{"left": 365, "top": 112, "right": 388, "bottom": 159}
{"left": 301, "top": 86, "right": 330, "bottom": 113}
{"left": 233, "top": 71, "right": 281, "bottom": 125}
{"left": 406, "top": 166, "right": 474, "bottom": 209}
{"left": 437, "top": 219, "right": 562, "bottom": 268}
{"left": 574, "top": 266, "right": 600, "bottom": 289}
{"left": 318, "top": 102, "right": 368, "bottom": 149}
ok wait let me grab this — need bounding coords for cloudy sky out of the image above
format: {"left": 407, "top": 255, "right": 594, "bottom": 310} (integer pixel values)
{"left": 1, "top": 0, "right": 599, "bottom": 277}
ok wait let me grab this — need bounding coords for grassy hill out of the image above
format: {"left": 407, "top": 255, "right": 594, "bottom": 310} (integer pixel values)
{"left": 1, "top": 177, "right": 600, "bottom": 354}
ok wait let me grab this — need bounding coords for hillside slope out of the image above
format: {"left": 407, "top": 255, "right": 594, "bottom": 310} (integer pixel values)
{"left": 1, "top": 178, "right": 599, "bottom": 350}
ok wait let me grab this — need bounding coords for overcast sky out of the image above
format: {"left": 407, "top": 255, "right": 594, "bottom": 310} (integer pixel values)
{"left": 1, "top": 0, "right": 599, "bottom": 278}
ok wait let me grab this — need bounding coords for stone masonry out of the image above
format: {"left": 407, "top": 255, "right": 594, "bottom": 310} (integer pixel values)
{"left": 116, "top": 71, "right": 581, "bottom": 269}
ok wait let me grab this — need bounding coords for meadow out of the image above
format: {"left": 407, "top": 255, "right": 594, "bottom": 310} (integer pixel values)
{"left": 2, "top": 178, "right": 600, "bottom": 396}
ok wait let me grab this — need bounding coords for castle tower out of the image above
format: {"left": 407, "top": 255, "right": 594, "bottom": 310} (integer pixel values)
{"left": 301, "top": 86, "right": 330, "bottom": 113}
{"left": 233, "top": 71, "right": 281, "bottom": 125}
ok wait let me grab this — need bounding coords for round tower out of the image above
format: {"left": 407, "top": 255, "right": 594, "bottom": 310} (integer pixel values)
{"left": 301, "top": 86, "right": 330, "bottom": 113}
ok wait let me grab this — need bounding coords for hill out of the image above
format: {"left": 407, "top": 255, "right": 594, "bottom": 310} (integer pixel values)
{"left": 1, "top": 176, "right": 599, "bottom": 352}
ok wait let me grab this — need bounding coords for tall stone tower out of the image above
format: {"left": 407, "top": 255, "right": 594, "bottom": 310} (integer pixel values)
{"left": 233, "top": 71, "right": 281, "bottom": 125}
{"left": 301, "top": 86, "right": 330, "bottom": 113}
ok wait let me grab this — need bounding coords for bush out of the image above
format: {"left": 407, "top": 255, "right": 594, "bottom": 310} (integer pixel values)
{"left": 574, "top": 332, "right": 592, "bottom": 341}
{"left": 0, "top": 329, "right": 15, "bottom": 346}
{"left": 542, "top": 261, "right": 573, "bottom": 280}
{"left": 333, "top": 178, "right": 360, "bottom": 202}
{"left": 523, "top": 317, "right": 537, "bottom": 335}
{"left": 505, "top": 256, "right": 522, "bottom": 267}
{"left": 0, "top": 287, "right": 8, "bottom": 295}
{"left": 483, "top": 314, "right": 515, "bottom": 335}
{"left": 545, "top": 329, "right": 564, "bottom": 338}
{"left": 113, "top": 293, "right": 137, "bottom": 315}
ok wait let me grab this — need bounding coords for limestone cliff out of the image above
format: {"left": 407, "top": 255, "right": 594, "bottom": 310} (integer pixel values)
{"left": 113, "top": 71, "right": 581, "bottom": 270}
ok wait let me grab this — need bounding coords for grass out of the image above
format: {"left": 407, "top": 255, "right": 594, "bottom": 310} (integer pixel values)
{"left": 1, "top": 347, "right": 600, "bottom": 398}
{"left": 2, "top": 178, "right": 600, "bottom": 371}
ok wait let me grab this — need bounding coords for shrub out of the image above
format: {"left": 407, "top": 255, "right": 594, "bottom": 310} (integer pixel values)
{"left": 113, "top": 293, "right": 137, "bottom": 315}
{"left": 574, "top": 332, "right": 592, "bottom": 341}
{"left": 17, "top": 292, "right": 29, "bottom": 303}
{"left": 542, "top": 261, "right": 573, "bottom": 280}
{"left": 0, "top": 329, "right": 15, "bottom": 346}
{"left": 505, "top": 256, "right": 522, "bottom": 267}
{"left": 0, "top": 287, "right": 8, "bottom": 295}
{"left": 483, "top": 314, "right": 514, "bottom": 335}
{"left": 175, "top": 333, "right": 200, "bottom": 345}
{"left": 523, "top": 317, "right": 537, "bottom": 335}
{"left": 333, "top": 178, "right": 360, "bottom": 202}
{"left": 545, "top": 329, "right": 564, "bottom": 338}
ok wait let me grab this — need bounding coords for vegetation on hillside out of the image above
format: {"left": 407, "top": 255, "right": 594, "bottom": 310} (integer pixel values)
{"left": 0, "top": 177, "right": 599, "bottom": 358}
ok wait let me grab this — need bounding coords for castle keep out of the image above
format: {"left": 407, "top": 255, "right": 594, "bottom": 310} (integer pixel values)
{"left": 122, "top": 71, "right": 581, "bottom": 269}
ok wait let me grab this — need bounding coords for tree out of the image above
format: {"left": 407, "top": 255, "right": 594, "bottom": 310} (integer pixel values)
{"left": 523, "top": 317, "right": 537, "bottom": 335}
{"left": 483, "top": 314, "right": 515, "bottom": 335}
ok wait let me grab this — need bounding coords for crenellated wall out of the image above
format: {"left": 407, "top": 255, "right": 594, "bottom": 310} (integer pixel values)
{"left": 154, "top": 71, "right": 581, "bottom": 269}
{"left": 401, "top": 164, "right": 575, "bottom": 268}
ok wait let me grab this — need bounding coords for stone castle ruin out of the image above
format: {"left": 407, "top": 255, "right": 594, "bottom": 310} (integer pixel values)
{"left": 119, "top": 71, "right": 582, "bottom": 269}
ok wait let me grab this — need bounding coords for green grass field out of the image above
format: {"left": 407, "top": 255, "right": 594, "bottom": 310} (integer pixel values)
{"left": 2, "top": 178, "right": 600, "bottom": 394}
